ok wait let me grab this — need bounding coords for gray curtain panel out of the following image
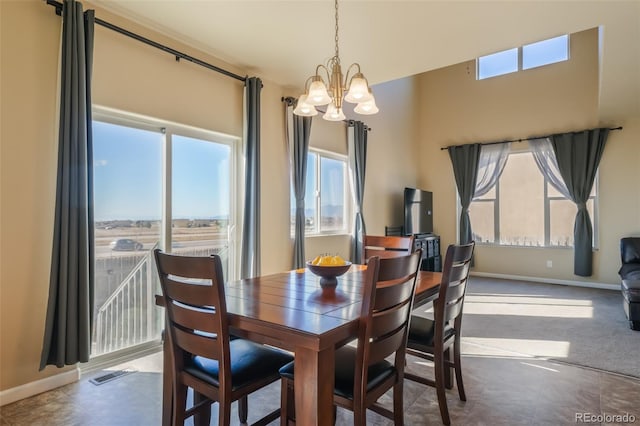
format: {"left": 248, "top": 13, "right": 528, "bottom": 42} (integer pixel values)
{"left": 241, "top": 77, "right": 262, "bottom": 279}
{"left": 286, "top": 102, "right": 312, "bottom": 269}
{"left": 550, "top": 128, "right": 609, "bottom": 276}
{"left": 348, "top": 121, "right": 368, "bottom": 264}
{"left": 41, "top": 0, "right": 95, "bottom": 369}
{"left": 448, "top": 144, "right": 480, "bottom": 245}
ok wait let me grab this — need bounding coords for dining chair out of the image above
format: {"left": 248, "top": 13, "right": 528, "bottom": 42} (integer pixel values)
{"left": 279, "top": 250, "right": 423, "bottom": 425}
{"left": 364, "top": 234, "right": 415, "bottom": 260}
{"left": 404, "top": 242, "right": 475, "bottom": 425}
{"left": 154, "top": 249, "right": 294, "bottom": 426}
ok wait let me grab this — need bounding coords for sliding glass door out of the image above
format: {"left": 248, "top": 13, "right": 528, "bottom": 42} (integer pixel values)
{"left": 91, "top": 109, "right": 240, "bottom": 358}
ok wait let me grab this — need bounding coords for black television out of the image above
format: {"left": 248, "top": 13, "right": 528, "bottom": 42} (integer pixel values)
{"left": 404, "top": 187, "right": 433, "bottom": 236}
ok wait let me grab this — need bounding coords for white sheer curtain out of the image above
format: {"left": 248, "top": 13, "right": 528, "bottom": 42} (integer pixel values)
{"left": 529, "top": 137, "right": 571, "bottom": 198}
{"left": 473, "top": 142, "right": 511, "bottom": 199}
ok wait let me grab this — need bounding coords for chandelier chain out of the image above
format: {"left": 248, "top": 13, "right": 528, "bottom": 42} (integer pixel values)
{"left": 334, "top": 0, "right": 339, "bottom": 60}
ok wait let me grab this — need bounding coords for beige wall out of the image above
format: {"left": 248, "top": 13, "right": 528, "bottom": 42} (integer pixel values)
{"left": 1, "top": 0, "right": 72, "bottom": 391}
{"left": 416, "top": 28, "right": 640, "bottom": 284}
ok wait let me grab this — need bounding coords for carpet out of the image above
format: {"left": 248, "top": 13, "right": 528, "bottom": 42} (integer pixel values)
{"left": 414, "top": 276, "right": 640, "bottom": 378}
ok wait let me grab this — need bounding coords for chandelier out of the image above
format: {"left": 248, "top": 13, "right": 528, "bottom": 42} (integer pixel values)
{"left": 293, "top": 0, "right": 378, "bottom": 121}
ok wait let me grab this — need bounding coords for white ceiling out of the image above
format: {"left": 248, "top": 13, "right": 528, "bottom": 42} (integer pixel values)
{"left": 90, "top": 0, "right": 640, "bottom": 120}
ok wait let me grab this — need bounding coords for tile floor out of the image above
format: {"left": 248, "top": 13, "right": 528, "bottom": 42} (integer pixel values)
{"left": 1, "top": 345, "right": 639, "bottom": 426}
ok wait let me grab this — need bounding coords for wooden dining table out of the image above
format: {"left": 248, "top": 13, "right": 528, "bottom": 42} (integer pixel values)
{"left": 157, "top": 264, "right": 441, "bottom": 426}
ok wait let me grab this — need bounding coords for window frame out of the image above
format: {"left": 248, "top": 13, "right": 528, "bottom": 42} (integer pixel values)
{"left": 293, "top": 147, "right": 352, "bottom": 237}
{"left": 467, "top": 148, "right": 599, "bottom": 248}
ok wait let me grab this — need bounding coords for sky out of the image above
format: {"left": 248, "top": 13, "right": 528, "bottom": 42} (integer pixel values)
{"left": 93, "top": 121, "right": 231, "bottom": 221}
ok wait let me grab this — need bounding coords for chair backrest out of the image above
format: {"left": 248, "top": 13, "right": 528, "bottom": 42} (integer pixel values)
{"left": 154, "top": 249, "right": 232, "bottom": 390}
{"left": 620, "top": 237, "right": 640, "bottom": 264}
{"left": 435, "top": 242, "right": 475, "bottom": 330}
{"left": 364, "top": 235, "right": 415, "bottom": 260}
{"left": 356, "top": 250, "right": 422, "bottom": 393}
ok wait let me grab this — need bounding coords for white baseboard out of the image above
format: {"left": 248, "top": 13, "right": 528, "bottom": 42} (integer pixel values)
{"left": 470, "top": 271, "right": 619, "bottom": 291}
{"left": 0, "top": 368, "right": 80, "bottom": 406}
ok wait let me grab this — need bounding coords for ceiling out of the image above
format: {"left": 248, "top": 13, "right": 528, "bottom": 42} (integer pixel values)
{"left": 90, "top": 1, "right": 639, "bottom": 120}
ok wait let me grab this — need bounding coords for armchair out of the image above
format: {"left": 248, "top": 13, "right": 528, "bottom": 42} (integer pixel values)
{"left": 619, "top": 237, "right": 640, "bottom": 330}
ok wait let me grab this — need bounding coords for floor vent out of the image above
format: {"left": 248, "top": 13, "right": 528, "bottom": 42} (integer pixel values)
{"left": 89, "top": 368, "right": 136, "bottom": 386}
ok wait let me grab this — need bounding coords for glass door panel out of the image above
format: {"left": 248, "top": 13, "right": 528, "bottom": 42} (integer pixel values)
{"left": 92, "top": 120, "right": 163, "bottom": 357}
{"left": 171, "top": 134, "right": 233, "bottom": 279}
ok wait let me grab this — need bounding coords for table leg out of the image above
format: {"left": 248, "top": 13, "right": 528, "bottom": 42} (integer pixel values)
{"left": 294, "top": 346, "right": 335, "bottom": 426}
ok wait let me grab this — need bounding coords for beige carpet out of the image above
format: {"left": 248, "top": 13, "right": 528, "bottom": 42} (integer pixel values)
{"left": 413, "top": 276, "right": 639, "bottom": 378}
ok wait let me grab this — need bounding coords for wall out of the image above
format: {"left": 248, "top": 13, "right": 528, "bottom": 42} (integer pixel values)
{"left": 303, "top": 77, "right": 422, "bottom": 261}
{"left": 0, "top": 0, "right": 292, "bottom": 393}
{"left": 1, "top": 0, "right": 71, "bottom": 393}
{"left": 358, "top": 77, "right": 422, "bottom": 235}
{"left": 416, "top": 28, "right": 640, "bottom": 284}
{"left": 0, "top": 0, "right": 420, "bottom": 393}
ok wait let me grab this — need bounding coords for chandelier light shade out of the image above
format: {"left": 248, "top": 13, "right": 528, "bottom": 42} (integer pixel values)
{"left": 294, "top": 0, "right": 378, "bottom": 120}
{"left": 293, "top": 94, "right": 318, "bottom": 116}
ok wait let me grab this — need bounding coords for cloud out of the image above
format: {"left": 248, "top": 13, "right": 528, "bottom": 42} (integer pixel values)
{"left": 94, "top": 159, "right": 108, "bottom": 167}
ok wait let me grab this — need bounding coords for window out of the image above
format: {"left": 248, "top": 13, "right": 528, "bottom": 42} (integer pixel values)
{"left": 92, "top": 108, "right": 240, "bottom": 357}
{"left": 477, "top": 48, "right": 518, "bottom": 80}
{"left": 523, "top": 35, "right": 569, "bottom": 70}
{"left": 291, "top": 148, "right": 351, "bottom": 235}
{"left": 477, "top": 35, "right": 569, "bottom": 80}
{"left": 468, "top": 150, "right": 597, "bottom": 247}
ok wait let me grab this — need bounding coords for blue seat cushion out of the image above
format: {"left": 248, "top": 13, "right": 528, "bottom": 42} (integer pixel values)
{"left": 279, "top": 345, "right": 395, "bottom": 400}
{"left": 407, "top": 315, "right": 455, "bottom": 349}
{"left": 187, "top": 339, "right": 293, "bottom": 391}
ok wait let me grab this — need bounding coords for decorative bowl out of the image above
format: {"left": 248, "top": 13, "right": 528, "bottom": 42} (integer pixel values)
{"left": 306, "top": 261, "right": 352, "bottom": 289}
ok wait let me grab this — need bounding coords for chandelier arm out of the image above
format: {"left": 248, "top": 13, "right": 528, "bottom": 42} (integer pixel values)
{"left": 314, "top": 64, "right": 332, "bottom": 84}
{"left": 343, "top": 63, "right": 362, "bottom": 88}
{"left": 303, "top": 76, "right": 314, "bottom": 93}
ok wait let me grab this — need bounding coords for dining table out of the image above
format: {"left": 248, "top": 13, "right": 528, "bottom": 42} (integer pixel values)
{"left": 157, "top": 264, "right": 442, "bottom": 426}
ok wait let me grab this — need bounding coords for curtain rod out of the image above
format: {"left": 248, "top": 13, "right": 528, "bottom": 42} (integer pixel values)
{"left": 281, "top": 97, "right": 372, "bottom": 130}
{"left": 46, "top": 0, "right": 247, "bottom": 82}
{"left": 440, "top": 126, "right": 622, "bottom": 151}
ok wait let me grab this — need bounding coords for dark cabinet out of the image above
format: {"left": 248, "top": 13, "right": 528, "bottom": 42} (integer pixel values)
{"left": 413, "top": 234, "right": 441, "bottom": 272}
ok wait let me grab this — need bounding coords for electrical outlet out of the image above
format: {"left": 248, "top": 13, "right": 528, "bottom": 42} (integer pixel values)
{"left": 546, "top": 260, "right": 553, "bottom": 268}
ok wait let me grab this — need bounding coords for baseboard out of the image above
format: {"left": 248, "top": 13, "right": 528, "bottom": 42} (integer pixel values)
{"left": 0, "top": 368, "right": 80, "bottom": 406}
{"left": 81, "top": 341, "right": 162, "bottom": 375}
{"left": 470, "top": 271, "right": 619, "bottom": 291}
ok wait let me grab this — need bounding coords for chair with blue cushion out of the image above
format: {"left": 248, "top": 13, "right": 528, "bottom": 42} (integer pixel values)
{"left": 279, "top": 250, "right": 422, "bottom": 425}
{"left": 404, "top": 242, "right": 475, "bottom": 425}
{"left": 154, "top": 249, "right": 293, "bottom": 426}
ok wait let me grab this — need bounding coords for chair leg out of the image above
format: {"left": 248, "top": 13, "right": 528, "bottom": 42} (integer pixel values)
{"left": 434, "top": 351, "right": 451, "bottom": 426}
{"left": 218, "top": 398, "right": 232, "bottom": 426}
{"left": 393, "top": 379, "right": 404, "bottom": 425}
{"left": 453, "top": 340, "right": 466, "bottom": 401}
{"left": 238, "top": 395, "right": 248, "bottom": 423}
{"left": 443, "top": 348, "right": 453, "bottom": 389}
{"left": 193, "top": 392, "right": 211, "bottom": 426}
{"left": 280, "top": 378, "right": 294, "bottom": 426}
{"left": 353, "top": 404, "right": 367, "bottom": 426}
{"left": 173, "top": 383, "right": 188, "bottom": 425}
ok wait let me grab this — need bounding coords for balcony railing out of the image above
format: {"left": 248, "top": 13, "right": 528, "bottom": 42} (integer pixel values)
{"left": 93, "top": 243, "right": 230, "bottom": 357}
